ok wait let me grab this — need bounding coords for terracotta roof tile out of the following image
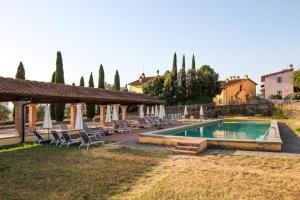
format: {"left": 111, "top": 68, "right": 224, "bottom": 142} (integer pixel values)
{"left": 0, "top": 76, "right": 164, "bottom": 105}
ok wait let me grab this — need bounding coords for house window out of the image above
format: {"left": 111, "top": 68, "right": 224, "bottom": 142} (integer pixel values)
{"left": 277, "top": 77, "right": 282, "bottom": 83}
{"left": 239, "top": 84, "right": 243, "bottom": 92}
{"left": 277, "top": 91, "right": 282, "bottom": 97}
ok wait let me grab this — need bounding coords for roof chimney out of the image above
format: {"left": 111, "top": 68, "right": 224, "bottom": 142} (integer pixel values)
{"left": 289, "top": 64, "right": 294, "bottom": 69}
{"left": 244, "top": 75, "right": 248, "bottom": 79}
{"left": 141, "top": 73, "right": 145, "bottom": 79}
{"left": 156, "top": 70, "right": 159, "bottom": 76}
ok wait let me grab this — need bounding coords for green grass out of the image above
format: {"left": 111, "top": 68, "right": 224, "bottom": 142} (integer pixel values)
{"left": 0, "top": 144, "right": 168, "bottom": 200}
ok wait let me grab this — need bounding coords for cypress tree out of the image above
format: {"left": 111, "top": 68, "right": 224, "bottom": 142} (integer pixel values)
{"left": 113, "top": 70, "right": 120, "bottom": 91}
{"left": 50, "top": 71, "right": 56, "bottom": 120}
{"left": 80, "top": 76, "right": 85, "bottom": 86}
{"left": 55, "top": 51, "right": 65, "bottom": 121}
{"left": 86, "top": 73, "right": 95, "bottom": 119}
{"left": 15, "top": 62, "right": 25, "bottom": 79}
{"left": 98, "top": 64, "right": 105, "bottom": 89}
{"left": 172, "top": 52, "right": 177, "bottom": 82}
{"left": 179, "top": 54, "right": 187, "bottom": 100}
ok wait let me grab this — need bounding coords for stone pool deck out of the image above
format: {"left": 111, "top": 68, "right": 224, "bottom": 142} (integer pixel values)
{"left": 103, "top": 122, "right": 300, "bottom": 157}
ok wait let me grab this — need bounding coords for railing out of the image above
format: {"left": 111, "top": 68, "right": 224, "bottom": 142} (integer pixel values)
{"left": 260, "top": 126, "right": 278, "bottom": 141}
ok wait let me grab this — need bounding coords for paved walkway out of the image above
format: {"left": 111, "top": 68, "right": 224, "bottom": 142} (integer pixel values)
{"left": 279, "top": 122, "right": 300, "bottom": 154}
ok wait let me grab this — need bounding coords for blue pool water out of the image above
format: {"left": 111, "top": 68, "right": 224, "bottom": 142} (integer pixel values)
{"left": 160, "top": 120, "right": 271, "bottom": 141}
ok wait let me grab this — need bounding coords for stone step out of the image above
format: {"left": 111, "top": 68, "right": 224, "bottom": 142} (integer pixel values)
{"left": 177, "top": 142, "right": 202, "bottom": 147}
{"left": 173, "top": 149, "right": 198, "bottom": 155}
{"left": 175, "top": 145, "right": 200, "bottom": 152}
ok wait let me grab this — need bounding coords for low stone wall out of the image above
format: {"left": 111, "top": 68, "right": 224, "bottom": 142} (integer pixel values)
{"left": 277, "top": 102, "right": 300, "bottom": 119}
{"left": 167, "top": 103, "right": 275, "bottom": 118}
{"left": 166, "top": 102, "right": 300, "bottom": 119}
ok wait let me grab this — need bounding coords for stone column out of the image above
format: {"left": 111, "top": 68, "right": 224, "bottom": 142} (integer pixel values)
{"left": 99, "top": 105, "right": 105, "bottom": 126}
{"left": 70, "top": 104, "right": 77, "bottom": 129}
{"left": 28, "top": 104, "right": 37, "bottom": 128}
{"left": 121, "top": 105, "right": 128, "bottom": 121}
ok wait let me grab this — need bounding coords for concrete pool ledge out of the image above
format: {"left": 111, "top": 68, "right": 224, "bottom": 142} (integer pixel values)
{"left": 138, "top": 119, "right": 283, "bottom": 152}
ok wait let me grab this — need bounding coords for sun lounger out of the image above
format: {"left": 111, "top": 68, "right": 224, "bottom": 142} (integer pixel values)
{"left": 138, "top": 118, "right": 151, "bottom": 128}
{"left": 60, "top": 131, "right": 81, "bottom": 148}
{"left": 118, "top": 121, "right": 133, "bottom": 133}
{"left": 83, "top": 123, "right": 104, "bottom": 138}
{"left": 79, "top": 132, "right": 104, "bottom": 150}
{"left": 50, "top": 131, "right": 63, "bottom": 146}
{"left": 32, "top": 131, "right": 51, "bottom": 144}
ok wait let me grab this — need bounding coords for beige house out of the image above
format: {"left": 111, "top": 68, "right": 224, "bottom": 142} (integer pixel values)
{"left": 128, "top": 73, "right": 155, "bottom": 94}
{"left": 214, "top": 75, "right": 257, "bottom": 105}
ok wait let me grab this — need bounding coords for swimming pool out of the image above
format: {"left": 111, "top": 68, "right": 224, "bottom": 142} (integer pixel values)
{"left": 138, "top": 119, "right": 282, "bottom": 151}
{"left": 158, "top": 120, "right": 270, "bottom": 141}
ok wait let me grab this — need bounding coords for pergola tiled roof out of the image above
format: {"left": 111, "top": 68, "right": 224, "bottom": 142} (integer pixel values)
{"left": 0, "top": 77, "right": 164, "bottom": 105}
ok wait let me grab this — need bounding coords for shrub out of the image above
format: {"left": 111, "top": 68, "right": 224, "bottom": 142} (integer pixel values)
{"left": 272, "top": 106, "right": 285, "bottom": 119}
{"left": 285, "top": 93, "right": 300, "bottom": 100}
{"left": 269, "top": 95, "right": 282, "bottom": 100}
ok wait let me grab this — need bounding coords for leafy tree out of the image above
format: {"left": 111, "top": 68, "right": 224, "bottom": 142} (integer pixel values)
{"left": 294, "top": 69, "right": 300, "bottom": 89}
{"left": 143, "top": 76, "right": 164, "bottom": 100}
{"left": 55, "top": 51, "right": 65, "bottom": 121}
{"left": 50, "top": 71, "right": 56, "bottom": 120}
{"left": 15, "top": 62, "right": 25, "bottom": 79}
{"left": 79, "top": 76, "right": 85, "bottom": 86}
{"left": 86, "top": 73, "right": 95, "bottom": 119}
{"left": 196, "top": 65, "right": 221, "bottom": 99}
{"left": 0, "top": 103, "right": 10, "bottom": 121}
{"left": 98, "top": 64, "right": 105, "bottom": 89}
{"left": 113, "top": 70, "right": 120, "bottom": 90}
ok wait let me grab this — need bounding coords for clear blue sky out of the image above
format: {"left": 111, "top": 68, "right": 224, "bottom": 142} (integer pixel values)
{"left": 0, "top": 0, "right": 299, "bottom": 89}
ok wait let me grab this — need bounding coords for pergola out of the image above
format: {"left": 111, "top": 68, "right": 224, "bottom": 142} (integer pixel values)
{"left": 0, "top": 76, "right": 164, "bottom": 143}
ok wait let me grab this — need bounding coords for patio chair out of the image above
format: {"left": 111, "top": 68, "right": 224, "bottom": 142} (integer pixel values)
{"left": 83, "top": 123, "right": 104, "bottom": 138}
{"left": 79, "top": 132, "right": 104, "bottom": 150}
{"left": 32, "top": 131, "right": 51, "bottom": 144}
{"left": 118, "top": 121, "right": 133, "bottom": 133}
{"left": 138, "top": 118, "right": 151, "bottom": 128}
{"left": 50, "top": 131, "right": 63, "bottom": 146}
{"left": 60, "top": 131, "right": 81, "bottom": 148}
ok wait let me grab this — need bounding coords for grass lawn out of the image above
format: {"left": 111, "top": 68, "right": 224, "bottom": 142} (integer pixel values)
{"left": 0, "top": 144, "right": 169, "bottom": 200}
{"left": 1, "top": 143, "right": 300, "bottom": 200}
{"left": 116, "top": 153, "right": 300, "bottom": 200}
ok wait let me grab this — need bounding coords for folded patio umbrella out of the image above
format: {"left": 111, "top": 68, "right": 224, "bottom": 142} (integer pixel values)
{"left": 112, "top": 105, "right": 119, "bottom": 121}
{"left": 43, "top": 104, "right": 52, "bottom": 129}
{"left": 154, "top": 105, "right": 159, "bottom": 117}
{"left": 184, "top": 105, "right": 188, "bottom": 116}
{"left": 105, "top": 105, "right": 112, "bottom": 123}
{"left": 139, "top": 105, "right": 144, "bottom": 118}
{"left": 151, "top": 106, "right": 155, "bottom": 116}
{"left": 159, "top": 105, "right": 164, "bottom": 119}
{"left": 200, "top": 105, "right": 204, "bottom": 116}
{"left": 43, "top": 104, "right": 52, "bottom": 138}
{"left": 162, "top": 105, "right": 166, "bottom": 118}
{"left": 75, "top": 104, "right": 83, "bottom": 130}
{"left": 146, "top": 106, "right": 150, "bottom": 116}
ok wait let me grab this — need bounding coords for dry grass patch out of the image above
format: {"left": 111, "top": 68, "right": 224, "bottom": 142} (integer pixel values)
{"left": 116, "top": 154, "right": 300, "bottom": 200}
{"left": 281, "top": 119, "right": 300, "bottom": 136}
{"left": 0, "top": 144, "right": 169, "bottom": 200}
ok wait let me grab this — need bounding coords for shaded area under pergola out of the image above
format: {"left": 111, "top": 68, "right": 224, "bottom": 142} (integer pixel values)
{"left": 0, "top": 76, "right": 164, "bottom": 144}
